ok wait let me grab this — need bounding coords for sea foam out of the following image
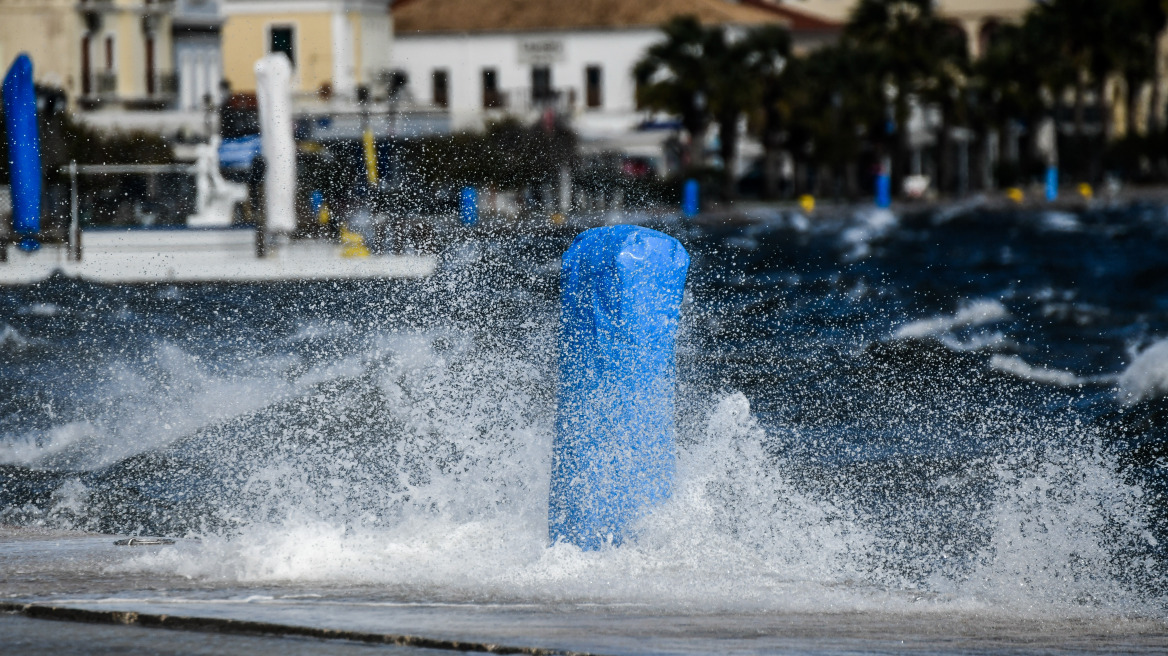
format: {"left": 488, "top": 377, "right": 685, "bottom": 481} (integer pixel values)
{"left": 1117, "top": 339, "right": 1168, "bottom": 404}
{"left": 893, "top": 299, "right": 1010, "bottom": 340}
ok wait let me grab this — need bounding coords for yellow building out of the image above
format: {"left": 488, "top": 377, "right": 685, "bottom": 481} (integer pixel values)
{"left": 0, "top": 0, "right": 176, "bottom": 109}
{"left": 220, "top": 0, "right": 392, "bottom": 101}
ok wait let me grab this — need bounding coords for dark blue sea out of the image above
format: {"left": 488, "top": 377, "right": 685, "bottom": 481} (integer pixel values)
{"left": 2, "top": 203, "right": 1167, "bottom": 618}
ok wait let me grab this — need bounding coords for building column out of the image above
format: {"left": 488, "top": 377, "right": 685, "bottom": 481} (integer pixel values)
{"left": 331, "top": 11, "right": 355, "bottom": 98}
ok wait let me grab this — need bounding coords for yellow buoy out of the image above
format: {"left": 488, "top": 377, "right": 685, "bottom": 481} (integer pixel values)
{"left": 798, "top": 194, "right": 815, "bottom": 214}
{"left": 1078, "top": 182, "right": 1093, "bottom": 200}
{"left": 1006, "top": 187, "right": 1024, "bottom": 204}
{"left": 363, "top": 129, "right": 379, "bottom": 184}
{"left": 340, "top": 226, "right": 370, "bottom": 258}
{"left": 551, "top": 213, "right": 566, "bottom": 226}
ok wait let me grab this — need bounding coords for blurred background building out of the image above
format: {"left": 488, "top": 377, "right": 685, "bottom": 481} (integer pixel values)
{"left": 0, "top": 0, "right": 176, "bottom": 111}
{"left": 219, "top": 0, "right": 393, "bottom": 106}
{"left": 4, "top": 0, "right": 1168, "bottom": 207}
{"left": 390, "top": 0, "right": 838, "bottom": 173}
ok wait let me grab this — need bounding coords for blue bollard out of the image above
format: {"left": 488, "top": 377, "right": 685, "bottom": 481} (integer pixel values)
{"left": 681, "top": 178, "right": 699, "bottom": 218}
{"left": 1045, "top": 166, "right": 1058, "bottom": 202}
{"left": 2, "top": 54, "right": 42, "bottom": 240}
{"left": 876, "top": 172, "right": 891, "bottom": 209}
{"left": 459, "top": 186, "right": 478, "bottom": 226}
{"left": 550, "top": 225, "right": 690, "bottom": 550}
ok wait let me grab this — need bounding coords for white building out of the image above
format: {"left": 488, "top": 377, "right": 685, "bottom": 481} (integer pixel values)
{"left": 390, "top": 0, "right": 838, "bottom": 164}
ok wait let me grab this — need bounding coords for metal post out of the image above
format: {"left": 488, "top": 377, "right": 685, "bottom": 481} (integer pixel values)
{"left": 255, "top": 207, "right": 267, "bottom": 257}
{"left": 69, "top": 160, "right": 81, "bottom": 261}
{"left": 958, "top": 139, "right": 969, "bottom": 198}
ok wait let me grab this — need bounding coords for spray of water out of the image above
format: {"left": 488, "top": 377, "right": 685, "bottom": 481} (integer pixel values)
{"left": 1, "top": 215, "right": 1165, "bottom": 619}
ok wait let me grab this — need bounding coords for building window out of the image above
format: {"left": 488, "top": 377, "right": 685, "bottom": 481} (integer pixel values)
{"left": 585, "top": 65, "right": 602, "bottom": 109}
{"left": 532, "top": 66, "right": 552, "bottom": 103}
{"left": 145, "top": 35, "right": 156, "bottom": 95}
{"left": 104, "top": 36, "right": 114, "bottom": 70}
{"left": 482, "top": 68, "right": 501, "bottom": 108}
{"left": 388, "top": 70, "right": 408, "bottom": 99}
{"left": 81, "top": 34, "right": 92, "bottom": 95}
{"left": 269, "top": 25, "right": 295, "bottom": 66}
{"left": 432, "top": 69, "right": 448, "bottom": 109}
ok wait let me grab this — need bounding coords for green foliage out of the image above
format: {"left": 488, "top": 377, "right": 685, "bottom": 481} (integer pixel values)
{"left": 632, "top": 0, "right": 1168, "bottom": 194}
{"left": 400, "top": 117, "right": 576, "bottom": 190}
{"left": 633, "top": 17, "right": 713, "bottom": 148}
{"left": 0, "top": 102, "right": 173, "bottom": 186}
{"left": 635, "top": 17, "right": 796, "bottom": 197}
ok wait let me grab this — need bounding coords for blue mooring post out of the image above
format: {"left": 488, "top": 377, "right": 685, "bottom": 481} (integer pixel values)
{"left": 459, "top": 186, "right": 478, "bottom": 226}
{"left": 681, "top": 178, "right": 699, "bottom": 218}
{"left": 3, "top": 54, "right": 42, "bottom": 250}
{"left": 1045, "top": 166, "right": 1058, "bottom": 202}
{"left": 550, "top": 226, "right": 690, "bottom": 550}
{"left": 875, "top": 158, "right": 892, "bottom": 209}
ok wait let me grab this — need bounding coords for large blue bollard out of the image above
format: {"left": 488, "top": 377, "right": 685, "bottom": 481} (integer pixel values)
{"left": 459, "top": 186, "right": 478, "bottom": 226}
{"left": 681, "top": 178, "right": 699, "bottom": 218}
{"left": 2, "top": 54, "right": 42, "bottom": 241}
{"left": 550, "top": 225, "right": 689, "bottom": 550}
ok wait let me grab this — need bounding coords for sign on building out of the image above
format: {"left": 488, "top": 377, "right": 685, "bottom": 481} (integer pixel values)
{"left": 517, "top": 39, "right": 564, "bottom": 64}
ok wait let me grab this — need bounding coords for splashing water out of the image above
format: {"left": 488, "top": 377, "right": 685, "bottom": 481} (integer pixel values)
{"left": 2, "top": 208, "right": 1167, "bottom": 620}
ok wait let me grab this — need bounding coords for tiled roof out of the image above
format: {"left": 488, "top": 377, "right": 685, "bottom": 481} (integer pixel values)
{"left": 393, "top": 0, "right": 793, "bottom": 34}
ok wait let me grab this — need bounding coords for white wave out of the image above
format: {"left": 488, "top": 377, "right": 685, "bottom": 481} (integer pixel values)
{"left": 0, "top": 324, "right": 30, "bottom": 349}
{"left": 116, "top": 393, "right": 875, "bottom": 610}
{"left": 18, "top": 302, "right": 60, "bottom": 316}
{"left": 893, "top": 299, "right": 1010, "bottom": 340}
{"left": 724, "top": 235, "right": 759, "bottom": 250}
{"left": 284, "top": 319, "right": 352, "bottom": 343}
{"left": 939, "top": 331, "right": 1010, "bottom": 352}
{"left": 0, "top": 343, "right": 302, "bottom": 469}
{"left": 115, "top": 390, "right": 1160, "bottom": 617}
{"left": 931, "top": 194, "right": 988, "bottom": 224}
{"left": 990, "top": 355, "right": 1086, "bottom": 387}
{"left": 1117, "top": 339, "right": 1168, "bottom": 404}
{"left": 840, "top": 208, "right": 898, "bottom": 260}
{"left": 0, "top": 422, "right": 101, "bottom": 466}
{"left": 1040, "top": 211, "right": 1081, "bottom": 232}
{"left": 156, "top": 286, "right": 183, "bottom": 300}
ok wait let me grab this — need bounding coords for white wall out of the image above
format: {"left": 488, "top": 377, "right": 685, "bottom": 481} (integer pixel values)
{"left": 360, "top": 10, "right": 393, "bottom": 92}
{"left": 392, "top": 29, "right": 659, "bottom": 131}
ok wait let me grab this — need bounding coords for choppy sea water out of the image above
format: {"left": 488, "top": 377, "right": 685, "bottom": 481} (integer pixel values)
{"left": 2, "top": 204, "right": 1168, "bottom": 623}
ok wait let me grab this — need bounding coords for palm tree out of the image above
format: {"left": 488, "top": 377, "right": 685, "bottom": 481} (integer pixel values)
{"left": 1106, "top": 0, "right": 1167, "bottom": 136}
{"left": 639, "top": 18, "right": 800, "bottom": 199}
{"left": 782, "top": 41, "right": 885, "bottom": 198}
{"left": 705, "top": 25, "right": 792, "bottom": 199}
{"left": 844, "top": 0, "right": 968, "bottom": 194}
{"left": 740, "top": 25, "right": 792, "bottom": 199}
{"left": 971, "top": 22, "right": 1049, "bottom": 185}
{"left": 634, "top": 17, "right": 714, "bottom": 170}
